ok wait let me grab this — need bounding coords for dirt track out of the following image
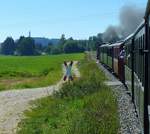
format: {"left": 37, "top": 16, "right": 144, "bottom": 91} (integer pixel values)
{"left": 0, "top": 61, "right": 80, "bottom": 134}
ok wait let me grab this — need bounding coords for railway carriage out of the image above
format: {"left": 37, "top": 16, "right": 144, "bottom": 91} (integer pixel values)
{"left": 145, "top": 0, "right": 150, "bottom": 106}
{"left": 100, "top": 42, "right": 125, "bottom": 81}
{"left": 122, "top": 22, "right": 147, "bottom": 132}
{"left": 133, "top": 21, "right": 145, "bottom": 130}
{"left": 99, "top": 44, "right": 109, "bottom": 65}
{"left": 145, "top": 1, "right": 150, "bottom": 133}
{"left": 98, "top": 0, "right": 150, "bottom": 133}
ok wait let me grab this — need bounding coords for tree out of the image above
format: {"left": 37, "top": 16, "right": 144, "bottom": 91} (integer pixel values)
{"left": 51, "top": 46, "right": 62, "bottom": 54}
{"left": 78, "top": 40, "right": 87, "bottom": 51}
{"left": 63, "top": 40, "right": 84, "bottom": 53}
{"left": 88, "top": 35, "right": 103, "bottom": 51}
{"left": 59, "top": 34, "right": 66, "bottom": 44}
{"left": 97, "top": 33, "right": 103, "bottom": 44}
{"left": 17, "top": 36, "right": 25, "bottom": 46}
{"left": 58, "top": 34, "right": 66, "bottom": 52}
{"left": 17, "top": 37, "right": 35, "bottom": 56}
{"left": 68, "top": 37, "right": 73, "bottom": 41}
{"left": 45, "top": 42, "right": 53, "bottom": 54}
{"left": 1, "top": 37, "right": 16, "bottom": 55}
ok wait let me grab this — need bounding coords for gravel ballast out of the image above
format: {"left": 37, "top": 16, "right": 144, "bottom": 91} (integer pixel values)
{"left": 98, "top": 63, "right": 142, "bottom": 134}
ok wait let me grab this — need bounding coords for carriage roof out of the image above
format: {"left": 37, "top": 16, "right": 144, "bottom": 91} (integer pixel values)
{"left": 100, "top": 43, "right": 110, "bottom": 48}
{"left": 124, "top": 34, "right": 134, "bottom": 43}
{"left": 108, "top": 42, "right": 123, "bottom": 47}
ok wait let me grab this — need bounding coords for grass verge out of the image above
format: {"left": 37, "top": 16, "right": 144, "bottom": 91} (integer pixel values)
{"left": 17, "top": 54, "right": 119, "bottom": 134}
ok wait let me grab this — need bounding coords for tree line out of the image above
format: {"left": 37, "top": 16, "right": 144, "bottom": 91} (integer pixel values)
{"left": 0, "top": 35, "right": 89, "bottom": 56}
{"left": 0, "top": 31, "right": 119, "bottom": 56}
{"left": 45, "top": 35, "right": 88, "bottom": 55}
{"left": 0, "top": 36, "right": 37, "bottom": 56}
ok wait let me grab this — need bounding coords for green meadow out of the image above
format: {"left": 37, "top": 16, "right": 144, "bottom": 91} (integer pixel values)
{"left": 17, "top": 55, "right": 119, "bottom": 134}
{"left": 0, "top": 53, "right": 84, "bottom": 91}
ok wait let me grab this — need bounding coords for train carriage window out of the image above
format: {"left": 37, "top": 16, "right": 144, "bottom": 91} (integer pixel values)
{"left": 143, "top": 35, "right": 145, "bottom": 46}
{"left": 138, "top": 39, "right": 140, "bottom": 77}
{"left": 149, "top": 15, "right": 150, "bottom": 26}
{"left": 143, "top": 35, "right": 144, "bottom": 46}
{"left": 115, "top": 49, "right": 117, "bottom": 58}
{"left": 114, "top": 49, "right": 116, "bottom": 58}
{"left": 141, "top": 36, "right": 143, "bottom": 49}
{"left": 138, "top": 38, "right": 140, "bottom": 78}
{"left": 117, "top": 48, "right": 119, "bottom": 58}
{"left": 140, "top": 37, "right": 141, "bottom": 49}
{"left": 140, "top": 36, "right": 142, "bottom": 81}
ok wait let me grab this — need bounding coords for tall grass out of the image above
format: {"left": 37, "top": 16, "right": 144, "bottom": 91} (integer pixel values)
{"left": 17, "top": 55, "right": 119, "bottom": 134}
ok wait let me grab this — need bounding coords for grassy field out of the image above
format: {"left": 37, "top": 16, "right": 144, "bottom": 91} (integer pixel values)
{"left": 17, "top": 55, "right": 119, "bottom": 134}
{"left": 0, "top": 53, "right": 84, "bottom": 91}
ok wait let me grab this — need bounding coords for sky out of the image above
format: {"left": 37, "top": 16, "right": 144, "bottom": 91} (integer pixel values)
{"left": 0, "top": 0, "right": 147, "bottom": 42}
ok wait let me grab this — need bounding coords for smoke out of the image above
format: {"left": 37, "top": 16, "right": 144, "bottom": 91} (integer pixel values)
{"left": 103, "top": 25, "right": 121, "bottom": 43}
{"left": 103, "top": 4, "right": 144, "bottom": 42}
{"left": 120, "top": 5, "right": 144, "bottom": 37}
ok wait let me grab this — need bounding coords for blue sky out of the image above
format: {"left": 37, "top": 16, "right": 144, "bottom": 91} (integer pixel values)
{"left": 0, "top": 0, "right": 147, "bottom": 42}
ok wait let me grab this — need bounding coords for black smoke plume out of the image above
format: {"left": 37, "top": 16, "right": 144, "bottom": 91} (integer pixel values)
{"left": 120, "top": 5, "right": 144, "bottom": 37}
{"left": 103, "top": 4, "right": 144, "bottom": 42}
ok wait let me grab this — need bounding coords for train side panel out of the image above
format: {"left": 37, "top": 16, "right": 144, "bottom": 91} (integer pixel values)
{"left": 134, "top": 25, "right": 145, "bottom": 129}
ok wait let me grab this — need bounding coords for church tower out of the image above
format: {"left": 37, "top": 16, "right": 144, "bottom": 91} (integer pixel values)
{"left": 29, "top": 31, "right": 31, "bottom": 37}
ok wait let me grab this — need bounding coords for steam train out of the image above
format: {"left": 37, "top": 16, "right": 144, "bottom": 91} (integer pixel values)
{"left": 98, "top": 1, "right": 150, "bottom": 133}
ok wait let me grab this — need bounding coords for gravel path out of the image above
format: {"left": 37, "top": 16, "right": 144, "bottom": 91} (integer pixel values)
{"left": 98, "top": 63, "right": 142, "bottom": 134}
{"left": 0, "top": 61, "right": 80, "bottom": 134}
